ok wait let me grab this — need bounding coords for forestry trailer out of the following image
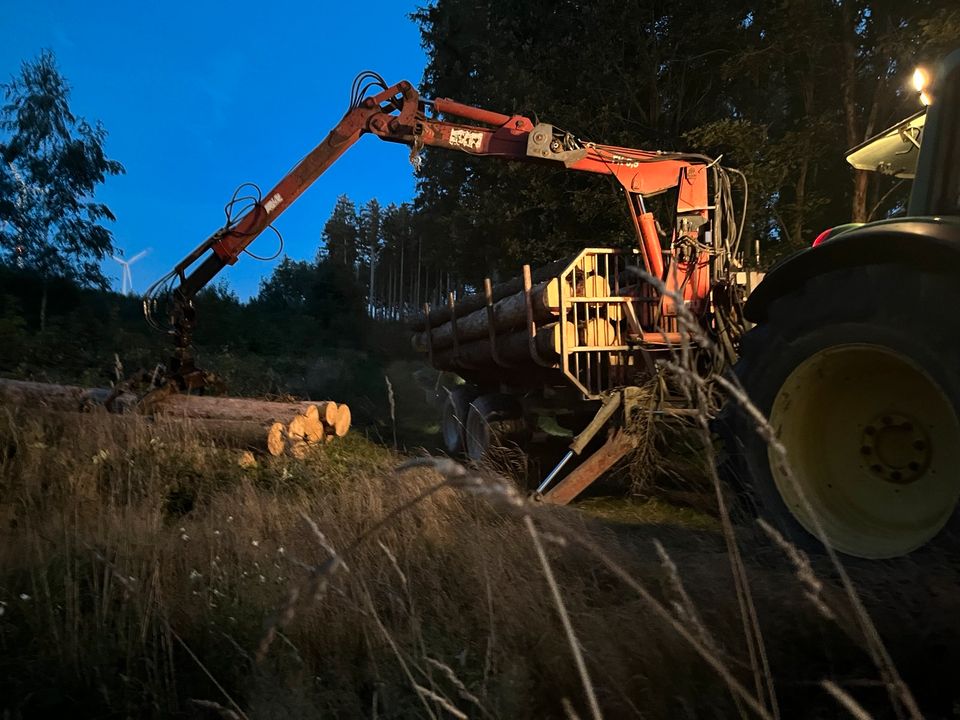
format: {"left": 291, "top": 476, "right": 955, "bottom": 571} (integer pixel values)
{"left": 149, "top": 50, "right": 960, "bottom": 559}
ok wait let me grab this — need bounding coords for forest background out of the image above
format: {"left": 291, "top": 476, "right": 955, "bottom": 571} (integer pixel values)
{"left": 1, "top": 0, "right": 958, "bottom": 437}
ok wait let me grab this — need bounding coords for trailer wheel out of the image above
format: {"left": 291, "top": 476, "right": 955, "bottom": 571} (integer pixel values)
{"left": 440, "top": 385, "right": 478, "bottom": 455}
{"left": 465, "top": 394, "right": 526, "bottom": 462}
{"left": 730, "top": 264, "right": 960, "bottom": 558}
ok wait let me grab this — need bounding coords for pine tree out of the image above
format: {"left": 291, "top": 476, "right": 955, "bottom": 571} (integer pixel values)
{"left": 359, "top": 198, "right": 383, "bottom": 317}
{"left": 320, "top": 194, "right": 359, "bottom": 270}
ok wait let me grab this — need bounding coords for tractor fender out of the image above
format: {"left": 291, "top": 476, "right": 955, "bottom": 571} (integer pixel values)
{"left": 744, "top": 218, "right": 960, "bottom": 323}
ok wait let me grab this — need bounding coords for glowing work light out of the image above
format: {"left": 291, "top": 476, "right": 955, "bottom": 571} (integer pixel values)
{"left": 913, "top": 66, "right": 933, "bottom": 105}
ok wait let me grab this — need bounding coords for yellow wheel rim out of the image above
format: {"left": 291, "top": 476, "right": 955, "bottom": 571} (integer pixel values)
{"left": 769, "top": 344, "right": 960, "bottom": 558}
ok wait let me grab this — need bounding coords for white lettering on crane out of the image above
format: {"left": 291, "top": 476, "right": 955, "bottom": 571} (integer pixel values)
{"left": 264, "top": 193, "right": 283, "bottom": 214}
{"left": 610, "top": 154, "right": 640, "bottom": 168}
{"left": 449, "top": 128, "right": 484, "bottom": 150}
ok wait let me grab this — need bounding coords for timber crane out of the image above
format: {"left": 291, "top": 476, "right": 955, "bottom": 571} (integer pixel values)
{"left": 145, "top": 71, "right": 744, "bottom": 389}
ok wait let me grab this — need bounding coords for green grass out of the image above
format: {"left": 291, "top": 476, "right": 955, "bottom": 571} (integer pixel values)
{"left": 576, "top": 496, "right": 720, "bottom": 532}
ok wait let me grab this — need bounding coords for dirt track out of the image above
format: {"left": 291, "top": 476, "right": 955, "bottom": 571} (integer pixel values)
{"left": 575, "top": 495, "right": 960, "bottom": 718}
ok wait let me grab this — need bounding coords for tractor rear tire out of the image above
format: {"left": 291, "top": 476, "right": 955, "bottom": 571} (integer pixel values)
{"left": 440, "top": 385, "right": 479, "bottom": 455}
{"left": 729, "top": 263, "right": 960, "bottom": 558}
{"left": 465, "top": 394, "right": 526, "bottom": 462}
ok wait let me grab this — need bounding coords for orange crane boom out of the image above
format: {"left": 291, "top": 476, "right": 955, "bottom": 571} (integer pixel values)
{"left": 147, "top": 71, "right": 720, "bottom": 387}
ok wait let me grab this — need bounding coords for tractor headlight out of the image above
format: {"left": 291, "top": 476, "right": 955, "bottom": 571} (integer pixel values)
{"left": 913, "top": 66, "right": 933, "bottom": 105}
{"left": 913, "top": 67, "right": 929, "bottom": 92}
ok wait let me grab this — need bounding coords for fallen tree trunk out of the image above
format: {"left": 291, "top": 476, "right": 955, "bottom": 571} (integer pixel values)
{"left": 146, "top": 395, "right": 349, "bottom": 455}
{"left": 13, "top": 410, "right": 293, "bottom": 458}
{"left": 190, "top": 418, "right": 290, "bottom": 456}
{"left": 0, "top": 378, "right": 138, "bottom": 412}
{"left": 143, "top": 392, "right": 332, "bottom": 425}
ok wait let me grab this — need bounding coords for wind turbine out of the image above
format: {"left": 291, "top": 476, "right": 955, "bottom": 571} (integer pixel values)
{"left": 112, "top": 249, "right": 149, "bottom": 295}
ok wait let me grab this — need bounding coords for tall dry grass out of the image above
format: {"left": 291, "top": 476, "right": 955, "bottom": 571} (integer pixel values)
{"left": 0, "top": 402, "right": 955, "bottom": 718}
{"left": 0, "top": 408, "right": 723, "bottom": 718}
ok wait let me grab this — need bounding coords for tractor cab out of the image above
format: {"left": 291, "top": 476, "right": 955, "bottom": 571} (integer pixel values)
{"left": 909, "top": 51, "right": 960, "bottom": 217}
{"left": 846, "top": 50, "right": 960, "bottom": 217}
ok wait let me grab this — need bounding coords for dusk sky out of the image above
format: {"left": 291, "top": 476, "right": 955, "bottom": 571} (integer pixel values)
{"left": 1, "top": 1, "right": 428, "bottom": 298}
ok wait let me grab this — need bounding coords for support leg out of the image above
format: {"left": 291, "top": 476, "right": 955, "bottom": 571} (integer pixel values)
{"left": 541, "top": 430, "right": 634, "bottom": 506}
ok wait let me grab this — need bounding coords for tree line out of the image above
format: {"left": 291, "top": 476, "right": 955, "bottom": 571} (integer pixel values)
{"left": 319, "top": 195, "right": 460, "bottom": 321}
{"left": 307, "top": 0, "right": 959, "bottom": 304}
{"left": 4, "top": 2, "right": 960, "bottom": 334}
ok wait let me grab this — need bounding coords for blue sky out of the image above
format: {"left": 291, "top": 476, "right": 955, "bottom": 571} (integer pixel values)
{"left": 1, "top": 1, "right": 428, "bottom": 298}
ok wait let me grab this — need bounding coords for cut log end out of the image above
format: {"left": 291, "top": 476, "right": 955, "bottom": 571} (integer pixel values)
{"left": 317, "top": 401, "right": 338, "bottom": 426}
{"left": 289, "top": 410, "right": 327, "bottom": 445}
{"left": 267, "top": 422, "right": 286, "bottom": 457}
{"left": 303, "top": 415, "right": 325, "bottom": 443}
{"left": 333, "top": 404, "right": 351, "bottom": 437}
{"left": 288, "top": 415, "right": 307, "bottom": 442}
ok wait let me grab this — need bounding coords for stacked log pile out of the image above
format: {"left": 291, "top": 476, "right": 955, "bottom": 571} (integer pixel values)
{"left": 0, "top": 378, "right": 351, "bottom": 458}
{"left": 411, "top": 257, "right": 622, "bottom": 374}
{"left": 410, "top": 257, "right": 571, "bottom": 331}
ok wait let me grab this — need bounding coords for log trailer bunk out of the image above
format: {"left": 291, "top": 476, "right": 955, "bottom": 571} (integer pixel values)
{"left": 149, "top": 49, "right": 960, "bottom": 559}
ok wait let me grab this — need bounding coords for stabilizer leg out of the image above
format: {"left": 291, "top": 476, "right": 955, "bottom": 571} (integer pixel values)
{"left": 541, "top": 430, "right": 634, "bottom": 505}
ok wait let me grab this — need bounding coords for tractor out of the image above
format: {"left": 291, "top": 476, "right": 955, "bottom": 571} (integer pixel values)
{"left": 726, "top": 50, "right": 960, "bottom": 558}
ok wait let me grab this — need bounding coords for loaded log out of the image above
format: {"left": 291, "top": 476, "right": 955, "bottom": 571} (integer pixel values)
{"left": 409, "top": 257, "right": 576, "bottom": 331}
{"left": 412, "top": 279, "right": 561, "bottom": 352}
{"left": 431, "top": 321, "right": 578, "bottom": 371}
{"left": 581, "top": 318, "right": 618, "bottom": 347}
{"left": 411, "top": 272, "right": 611, "bottom": 354}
